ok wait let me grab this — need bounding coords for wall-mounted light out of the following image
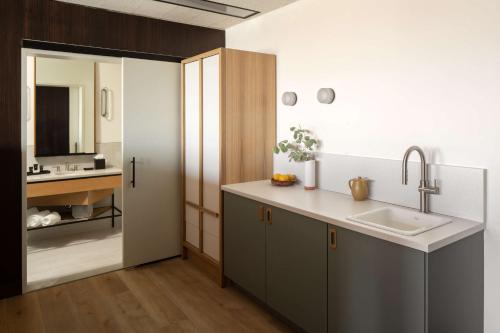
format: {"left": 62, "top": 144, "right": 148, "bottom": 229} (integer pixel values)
{"left": 282, "top": 92, "right": 297, "bottom": 106}
{"left": 100, "top": 87, "right": 113, "bottom": 120}
{"left": 317, "top": 88, "right": 335, "bottom": 104}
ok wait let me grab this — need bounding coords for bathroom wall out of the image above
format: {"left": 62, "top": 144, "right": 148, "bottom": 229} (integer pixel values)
{"left": 95, "top": 62, "right": 122, "bottom": 145}
{"left": 227, "top": 0, "right": 500, "bottom": 331}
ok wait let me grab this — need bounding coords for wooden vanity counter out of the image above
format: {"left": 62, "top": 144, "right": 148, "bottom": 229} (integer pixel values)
{"left": 27, "top": 170, "right": 122, "bottom": 207}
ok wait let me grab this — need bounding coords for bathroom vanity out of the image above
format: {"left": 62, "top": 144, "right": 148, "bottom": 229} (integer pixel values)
{"left": 27, "top": 168, "right": 122, "bottom": 230}
{"left": 222, "top": 180, "right": 484, "bottom": 333}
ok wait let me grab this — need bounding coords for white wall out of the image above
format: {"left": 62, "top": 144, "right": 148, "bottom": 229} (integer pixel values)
{"left": 95, "top": 62, "right": 122, "bottom": 143}
{"left": 227, "top": 0, "right": 500, "bottom": 331}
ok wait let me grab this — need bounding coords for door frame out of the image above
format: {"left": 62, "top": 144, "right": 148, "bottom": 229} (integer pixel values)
{"left": 20, "top": 48, "right": 121, "bottom": 293}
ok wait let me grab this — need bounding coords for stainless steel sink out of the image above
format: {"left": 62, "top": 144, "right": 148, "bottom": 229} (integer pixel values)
{"left": 347, "top": 207, "right": 452, "bottom": 236}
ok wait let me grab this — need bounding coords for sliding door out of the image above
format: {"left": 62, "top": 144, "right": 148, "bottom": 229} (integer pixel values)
{"left": 122, "top": 58, "right": 181, "bottom": 267}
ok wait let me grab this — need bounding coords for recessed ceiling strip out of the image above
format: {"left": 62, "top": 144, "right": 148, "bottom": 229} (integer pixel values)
{"left": 153, "top": 0, "right": 259, "bottom": 19}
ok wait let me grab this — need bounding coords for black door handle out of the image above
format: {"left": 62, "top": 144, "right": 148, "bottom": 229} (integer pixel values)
{"left": 131, "top": 157, "right": 136, "bottom": 188}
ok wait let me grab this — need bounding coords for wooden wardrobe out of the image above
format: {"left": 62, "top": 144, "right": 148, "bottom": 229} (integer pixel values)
{"left": 181, "top": 48, "right": 276, "bottom": 284}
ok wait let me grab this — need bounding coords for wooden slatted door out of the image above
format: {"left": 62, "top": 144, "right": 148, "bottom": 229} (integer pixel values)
{"left": 182, "top": 51, "right": 221, "bottom": 263}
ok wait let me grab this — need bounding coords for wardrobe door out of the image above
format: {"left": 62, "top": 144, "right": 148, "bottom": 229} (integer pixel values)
{"left": 184, "top": 60, "right": 201, "bottom": 248}
{"left": 202, "top": 55, "right": 220, "bottom": 261}
{"left": 122, "top": 58, "right": 181, "bottom": 267}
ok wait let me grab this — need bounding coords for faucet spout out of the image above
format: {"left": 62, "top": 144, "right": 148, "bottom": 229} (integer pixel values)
{"left": 401, "top": 146, "right": 438, "bottom": 213}
{"left": 402, "top": 146, "right": 427, "bottom": 185}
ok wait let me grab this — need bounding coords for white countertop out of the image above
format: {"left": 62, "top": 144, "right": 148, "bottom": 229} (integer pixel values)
{"left": 222, "top": 180, "right": 484, "bottom": 253}
{"left": 27, "top": 167, "right": 122, "bottom": 183}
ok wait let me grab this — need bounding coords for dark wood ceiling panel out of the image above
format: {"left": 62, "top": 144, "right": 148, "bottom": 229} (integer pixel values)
{"left": 23, "top": 0, "right": 225, "bottom": 58}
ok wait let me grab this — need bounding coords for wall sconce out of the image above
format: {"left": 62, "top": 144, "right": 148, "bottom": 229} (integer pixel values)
{"left": 100, "top": 87, "right": 113, "bottom": 120}
{"left": 282, "top": 92, "right": 297, "bottom": 106}
{"left": 317, "top": 88, "right": 335, "bottom": 104}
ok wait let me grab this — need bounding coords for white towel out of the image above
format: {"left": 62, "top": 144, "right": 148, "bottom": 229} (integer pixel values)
{"left": 41, "top": 212, "right": 61, "bottom": 227}
{"left": 27, "top": 207, "right": 39, "bottom": 216}
{"left": 27, "top": 210, "right": 50, "bottom": 228}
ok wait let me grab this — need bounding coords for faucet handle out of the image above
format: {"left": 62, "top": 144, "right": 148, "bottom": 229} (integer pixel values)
{"left": 419, "top": 179, "right": 440, "bottom": 194}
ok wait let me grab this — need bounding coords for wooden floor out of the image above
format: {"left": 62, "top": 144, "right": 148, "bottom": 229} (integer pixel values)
{"left": 0, "top": 258, "right": 292, "bottom": 333}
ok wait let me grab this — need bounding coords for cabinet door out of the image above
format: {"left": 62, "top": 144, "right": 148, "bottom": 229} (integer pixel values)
{"left": 201, "top": 54, "right": 220, "bottom": 261}
{"left": 266, "top": 207, "right": 327, "bottom": 333}
{"left": 328, "top": 226, "right": 425, "bottom": 333}
{"left": 223, "top": 192, "right": 266, "bottom": 302}
{"left": 184, "top": 60, "right": 201, "bottom": 248}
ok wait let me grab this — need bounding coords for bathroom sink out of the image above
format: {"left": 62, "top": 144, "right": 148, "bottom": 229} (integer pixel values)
{"left": 54, "top": 170, "right": 78, "bottom": 176}
{"left": 347, "top": 207, "right": 452, "bottom": 236}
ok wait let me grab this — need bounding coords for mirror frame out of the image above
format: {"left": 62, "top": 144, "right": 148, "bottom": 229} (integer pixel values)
{"left": 33, "top": 57, "right": 97, "bottom": 157}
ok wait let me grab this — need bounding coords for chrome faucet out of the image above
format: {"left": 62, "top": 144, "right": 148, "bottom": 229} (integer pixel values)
{"left": 402, "top": 146, "right": 439, "bottom": 213}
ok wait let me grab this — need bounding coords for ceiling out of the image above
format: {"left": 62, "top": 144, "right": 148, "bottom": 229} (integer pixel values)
{"left": 56, "top": 0, "right": 298, "bottom": 30}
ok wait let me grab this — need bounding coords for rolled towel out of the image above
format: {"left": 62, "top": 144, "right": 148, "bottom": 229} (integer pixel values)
{"left": 27, "top": 207, "right": 39, "bottom": 216}
{"left": 27, "top": 210, "right": 50, "bottom": 228}
{"left": 41, "top": 212, "right": 61, "bottom": 227}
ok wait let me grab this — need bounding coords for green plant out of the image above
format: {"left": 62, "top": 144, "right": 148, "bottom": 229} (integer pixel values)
{"left": 273, "top": 126, "right": 318, "bottom": 162}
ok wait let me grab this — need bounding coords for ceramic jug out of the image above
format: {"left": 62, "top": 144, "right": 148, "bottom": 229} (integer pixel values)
{"left": 348, "top": 177, "right": 368, "bottom": 201}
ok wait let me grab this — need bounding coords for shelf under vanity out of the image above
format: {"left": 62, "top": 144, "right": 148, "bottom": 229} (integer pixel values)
{"left": 27, "top": 168, "right": 122, "bottom": 231}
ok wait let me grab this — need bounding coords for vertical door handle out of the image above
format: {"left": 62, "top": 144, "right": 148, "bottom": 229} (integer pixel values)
{"left": 266, "top": 207, "right": 272, "bottom": 225}
{"left": 329, "top": 228, "right": 337, "bottom": 250}
{"left": 257, "top": 206, "right": 265, "bottom": 222}
{"left": 131, "top": 157, "right": 136, "bottom": 188}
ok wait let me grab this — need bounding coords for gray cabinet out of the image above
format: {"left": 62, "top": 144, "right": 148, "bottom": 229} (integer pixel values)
{"left": 224, "top": 192, "right": 266, "bottom": 302}
{"left": 267, "top": 207, "right": 327, "bottom": 333}
{"left": 327, "top": 226, "right": 483, "bottom": 333}
{"left": 327, "top": 226, "right": 425, "bottom": 333}
{"left": 223, "top": 192, "right": 484, "bottom": 333}
{"left": 224, "top": 193, "right": 327, "bottom": 332}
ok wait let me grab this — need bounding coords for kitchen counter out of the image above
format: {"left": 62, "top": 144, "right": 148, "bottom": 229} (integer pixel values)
{"left": 222, "top": 180, "right": 484, "bottom": 252}
{"left": 27, "top": 167, "right": 122, "bottom": 184}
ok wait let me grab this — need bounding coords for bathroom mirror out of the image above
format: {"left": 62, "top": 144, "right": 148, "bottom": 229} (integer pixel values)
{"left": 34, "top": 57, "right": 95, "bottom": 156}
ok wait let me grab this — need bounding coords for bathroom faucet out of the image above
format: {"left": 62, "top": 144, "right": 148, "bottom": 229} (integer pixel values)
{"left": 402, "top": 146, "right": 439, "bottom": 213}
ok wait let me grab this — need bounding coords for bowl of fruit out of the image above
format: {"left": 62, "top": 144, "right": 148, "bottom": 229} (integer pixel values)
{"left": 271, "top": 173, "right": 297, "bottom": 186}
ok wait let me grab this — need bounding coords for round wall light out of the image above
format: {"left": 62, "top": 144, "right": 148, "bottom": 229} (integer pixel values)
{"left": 317, "top": 88, "right": 335, "bottom": 104}
{"left": 282, "top": 92, "right": 297, "bottom": 106}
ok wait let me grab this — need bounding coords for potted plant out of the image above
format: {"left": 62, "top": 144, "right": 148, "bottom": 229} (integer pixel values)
{"left": 273, "top": 126, "right": 319, "bottom": 190}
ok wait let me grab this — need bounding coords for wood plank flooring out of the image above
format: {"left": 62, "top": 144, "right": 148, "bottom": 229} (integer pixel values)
{"left": 0, "top": 258, "right": 293, "bottom": 333}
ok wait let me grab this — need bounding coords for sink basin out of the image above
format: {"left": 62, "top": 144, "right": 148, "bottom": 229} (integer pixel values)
{"left": 347, "top": 207, "right": 452, "bottom": 236}
{"left": 54, "top": 170, "right": 78, "bottom": 176}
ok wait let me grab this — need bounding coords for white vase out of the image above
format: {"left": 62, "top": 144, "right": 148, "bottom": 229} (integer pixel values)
{"left": 304, "top": 160, "right": 316, "bottom": 190}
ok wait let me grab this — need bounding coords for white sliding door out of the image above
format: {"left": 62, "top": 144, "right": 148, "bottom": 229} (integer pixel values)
{"left": 201, "top": 55, "right": 220, "bottom": 261}
{"left": 122, "top": 58, "right": 181, "bottom": 267}
{"left": 184, "top": 60, "right": 201, "bottom": 248}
